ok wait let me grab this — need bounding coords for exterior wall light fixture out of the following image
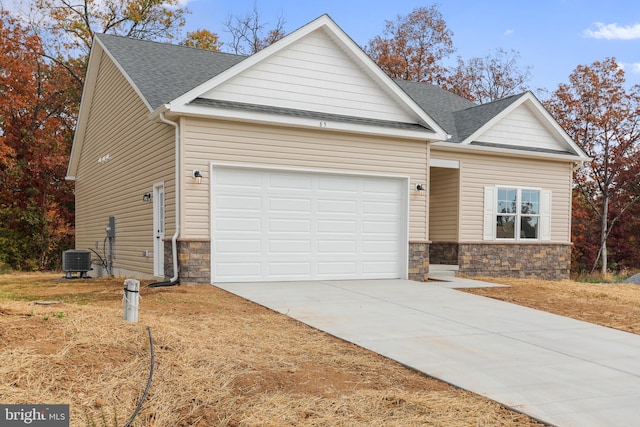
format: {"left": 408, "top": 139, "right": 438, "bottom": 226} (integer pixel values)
{"left": 192, "top": 170, "right": 203, "bottom": 184}
{"left": 416, "top": 184, "right": 425, "bottom": 195}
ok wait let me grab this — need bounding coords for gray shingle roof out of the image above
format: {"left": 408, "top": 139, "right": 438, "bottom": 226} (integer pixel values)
{"left": 95, "top": 34, "right": 527, "bottom": 144}
{"left": 395, "top": 80, "right": 525, "bottom": 142}
{"left": 96, "top": 33, "right": 246, "bottom": 110}
{"left": 394, "top": 80, "right": 475, "bottom": 140}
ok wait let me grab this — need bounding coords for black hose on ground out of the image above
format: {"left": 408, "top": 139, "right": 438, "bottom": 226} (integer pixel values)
{"left": 147, "top": 278, "right": 180, "bottom": 288}
{"left": 124, "top": 326, "right": 155, "bottom": 427}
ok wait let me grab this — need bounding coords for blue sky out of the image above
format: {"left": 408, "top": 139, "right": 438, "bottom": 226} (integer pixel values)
{"left": 181, "top": 0, "right": 640, "bottom": 94}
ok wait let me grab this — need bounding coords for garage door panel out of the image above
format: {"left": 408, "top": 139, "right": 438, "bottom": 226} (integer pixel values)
{"left": 269, "top": 262, "right": 311, "bottom": 276}
{"left": 216, "top": 169, "right": 262, "bottom": 187}
{"left": 318, "top": 176, "right": 358, "bottom": 193}
{"left": 215, "top": 195, "right": 262, "bottom": 211}
{"left": 212, "top": 167, "right": 407, "bottom": 282}
{"left": 364, "top": 178, "right": 403, "bottom": 193}
{"left": 363, "top": 261, "right": 398, "bottom": 274}
{"left": 317, "top": 199, "right": 357, "bottom": 214}
{"left": 216, "top": 262, "right": 261, "bottom": 278}
{"left": 269, "top": 218, "right": 310, "bottom": 232}
{"left": 269, "top": 173, "right": 313, "bottom": 190}
{"left": 268, "top": 197, "right": 312, "bottom": 212}
{"left": 317, "top": 262, "right": 357, "bottom": 275}
{"left": 362, "top": 220, "right": 399, "bottom": 234}
{"left": 317, "top": 240, "right": 357, "bottom": 254}
{"left": 317, "top": 219, "right": 357, "bottom": 233}
{"left": 215, "top": 239, "right": 261, "bottom": 254}
{"left": 268, "top": 240, "right": 311, "bottom": 253}
{"left": 363, "top": 201, "right": 401, "bottom": 215}
{"left": 363, "top": 240, "right": 400, "bottom": 253}
{"left": 216, "top": 217, "right": 262, "bottom": 232}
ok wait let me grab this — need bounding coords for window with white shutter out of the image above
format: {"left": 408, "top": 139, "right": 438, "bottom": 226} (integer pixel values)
{"left": 483, "top": 186, "right": 551, "bottom": 241}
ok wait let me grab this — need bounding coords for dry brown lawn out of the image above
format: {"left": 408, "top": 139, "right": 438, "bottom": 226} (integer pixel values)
{"left": 4, "top": 273, "right": 639, "bottom": 426}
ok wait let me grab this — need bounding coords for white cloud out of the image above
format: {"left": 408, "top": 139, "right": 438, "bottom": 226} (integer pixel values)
{"left": 583, "top": 22, "right": 640, "bottom": 40}
{"left": 504, "top": 29, "right": 514, "bottom": 36}
{"left": 629, "top": 63, "right": 640, "bottom": 74}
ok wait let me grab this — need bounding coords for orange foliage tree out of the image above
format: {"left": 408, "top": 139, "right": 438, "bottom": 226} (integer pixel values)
{"left": 1, "top": 0, "right": 189, "bottom": 270}
{"left": 0, "top": 12, "right": 76, "bottom": 270}
{"left": 365, "top": 5, "right": 454, "bottom": 84}
{"left": 545, "top": 58, "right": 640, "bottom": 274}
{"left": 182, "top": 29, "right": 223, "bottom": 51}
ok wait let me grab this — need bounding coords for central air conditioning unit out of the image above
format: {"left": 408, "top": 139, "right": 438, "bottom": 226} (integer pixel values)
{"left": 62, "top": 249, "right": 92, "bottom": 279}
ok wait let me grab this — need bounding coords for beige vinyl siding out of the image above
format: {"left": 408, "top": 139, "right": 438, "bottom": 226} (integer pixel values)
{"left": 182, "top": 117, "right": 428, "bottom": 241}
{"left": 429, "top": 167, "right": 459, "bottom": 241}
{"left": 431, "top": 148, "right": 573, "bottom": 243}
{"left": 74, "top": 52, "right": 175, "bottom": 276}
{"left": 476, "top": 104, "right": 566, "bottom": 152}
{"left": 202, "top": 30, "right": 414, "bottom": 123}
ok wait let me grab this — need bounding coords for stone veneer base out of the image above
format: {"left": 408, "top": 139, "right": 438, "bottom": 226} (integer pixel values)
{"left": 457, "top": 243, "right": 571, "bottom": 281}
{"left": 164, "top": 240, "right": 211, "bottom": 284}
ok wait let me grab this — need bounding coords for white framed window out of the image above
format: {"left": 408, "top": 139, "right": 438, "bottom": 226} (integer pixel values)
{"left": 484, "top": 186, "right": 551, "bottom": 241}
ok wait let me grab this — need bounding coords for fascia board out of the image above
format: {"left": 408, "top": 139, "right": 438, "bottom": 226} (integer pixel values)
{"left": 66, "top": 40, "right": 103, "bottom": 179}
{"left": 170, "top": 103, "right": 442, "bottom": 141}
{"left": 167, "top": 15, "right": 448, "bottom": 141}
{"left": 431, "top": 140, "right": 591, "bottom": 162}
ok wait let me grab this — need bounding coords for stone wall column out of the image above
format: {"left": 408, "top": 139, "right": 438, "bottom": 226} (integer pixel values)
{"left": 164, "top": 239, "right": 211, "bottom": 284}
{"left": 408, "top": 241, "right": 430, "bottom": 282}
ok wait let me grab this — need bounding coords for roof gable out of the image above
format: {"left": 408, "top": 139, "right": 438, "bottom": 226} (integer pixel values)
{"left": 200, "top": 29, "right": 416, "bottom": 123}
{"left": 474, "top": 102, "right": 570, "bottom": 153}
{"left": 401, "top": 84, "right": 589, "bottom": 160}
{"left": 169, "top": 15, "right": 447, "bottom": 140}
{"left": 459, "top": 92, "right": 588, "bottom": 158}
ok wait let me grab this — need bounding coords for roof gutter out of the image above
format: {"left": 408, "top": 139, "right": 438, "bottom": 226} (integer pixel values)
{"left": 156, "top": 112, "right": 180, "bottom": 284}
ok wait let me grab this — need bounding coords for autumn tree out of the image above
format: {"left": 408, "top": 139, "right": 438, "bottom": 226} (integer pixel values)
{"left": 24, "top": 0, "right": 189, "bottom": 86}
{"left": 446, "top": 48, "right": 532, "bottom": 104}
{"left": 0, "top": 12, "right": 76, "bottom": 270}
{"left": 182, "top": 29, "right": 223, "bottom": 51}
{"left": 0, "top": 0, "right": 189, "bottom": 271}
{"left": 365, "top": 5, "right": 454, "bottom": 84}
{"left": 224, "top": 4, "right": 286, "bottom": 55}
{"left": 545, "top": 57, "right": 640, "bottom": 274}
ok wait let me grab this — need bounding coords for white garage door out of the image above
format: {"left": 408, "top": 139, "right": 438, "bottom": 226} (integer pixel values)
{"left": 211, "top": 166, "right": 408, "bottom": 283}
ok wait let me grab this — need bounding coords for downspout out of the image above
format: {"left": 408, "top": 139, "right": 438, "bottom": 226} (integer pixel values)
{"left": 149, "top": 112, "right": 180, "bottom": 287}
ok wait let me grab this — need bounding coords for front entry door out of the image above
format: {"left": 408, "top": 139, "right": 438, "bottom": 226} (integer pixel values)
{"left": 153, "top": 183, "right": 165, "bottom": 277}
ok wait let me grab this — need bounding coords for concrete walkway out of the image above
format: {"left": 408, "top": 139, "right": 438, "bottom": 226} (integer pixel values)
{"left": 215, "top": 278, "right": 640, "bottom": 427}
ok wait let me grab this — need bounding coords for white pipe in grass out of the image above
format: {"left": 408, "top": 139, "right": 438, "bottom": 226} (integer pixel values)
{"left": 123, "top": 279, "right": 140, "bottom": 322}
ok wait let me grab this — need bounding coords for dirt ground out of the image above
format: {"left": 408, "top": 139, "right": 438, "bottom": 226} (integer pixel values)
{"left": 2, "top": 273, "right": 638, "bottom": 426}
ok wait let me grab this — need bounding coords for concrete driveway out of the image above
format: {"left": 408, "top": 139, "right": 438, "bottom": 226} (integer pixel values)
{"left": 215, "top": 278, "right": 640, "bottom": 427}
